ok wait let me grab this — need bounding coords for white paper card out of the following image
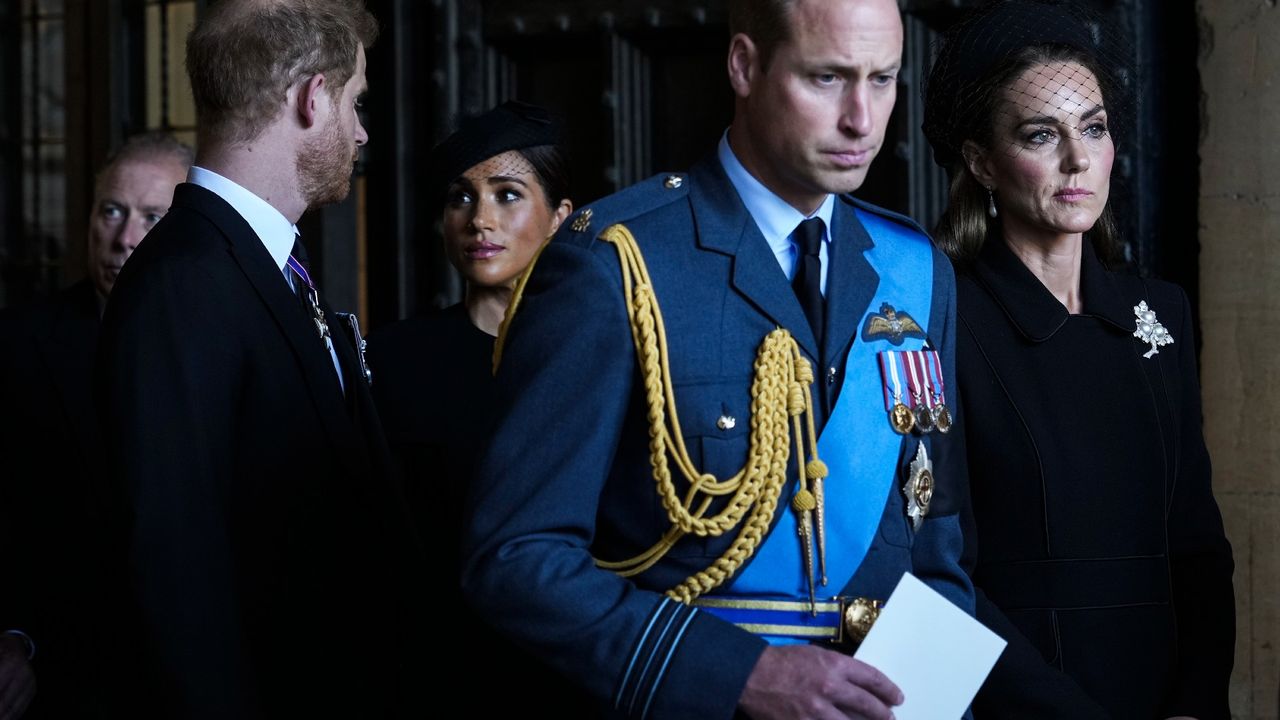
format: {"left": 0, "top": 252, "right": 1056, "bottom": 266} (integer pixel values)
{"left": 853, "top": 573, "right": 1006, "bottom": 720}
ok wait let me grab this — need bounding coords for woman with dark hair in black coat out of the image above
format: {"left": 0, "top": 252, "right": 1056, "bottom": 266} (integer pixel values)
{"left": 923, "top": 2, "right": 1235, "bottom": 718}
{"left": 365, "top": 101, "right": 578, "bottom": 711}
{"left": 368, "top": 101, "right": 572, "bottom": 527}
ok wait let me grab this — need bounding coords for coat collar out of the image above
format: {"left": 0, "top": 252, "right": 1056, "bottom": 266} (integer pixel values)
{"left": 688, "top": 155, "right": 821, "bottom": 360}
{"left": 187, "top": 166, "right": 298, "bottom": 270}
{"left": 970, "top": 237, "right": 1134, "bottom": 342}
{"left": 686, "top": 157, "right": 881, "bottom": 366}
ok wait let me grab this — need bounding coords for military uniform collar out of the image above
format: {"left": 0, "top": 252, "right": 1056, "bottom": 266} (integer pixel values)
{"left": 716, "top": 132, "right": 835, "bottom": 257}
{"left": 971, "top": 236, "right": 1133, "bottom": 342}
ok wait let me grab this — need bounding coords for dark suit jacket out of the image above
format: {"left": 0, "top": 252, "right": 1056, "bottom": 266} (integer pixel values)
{"left": 95, "top": 183, "right": 426, "bottom": 719}
{"left": 958, "top": 239, "right": 1235, "bottom": 719}
{"left": 462, "top": 157, "right": 973, "bottom": 719}
{"left": 0, "top": 279, "right": 105, "bottom": 717}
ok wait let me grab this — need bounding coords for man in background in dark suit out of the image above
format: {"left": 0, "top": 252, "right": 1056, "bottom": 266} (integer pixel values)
{"left": 95, "top": 1, "right": 424, "bottom": 717}
{"left": 0, "top": 131, "right": 190, "bottom": 719}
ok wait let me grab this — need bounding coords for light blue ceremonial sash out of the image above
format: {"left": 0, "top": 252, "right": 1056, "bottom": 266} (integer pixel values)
{"left": 722, "top": 209, "right": 934, "bottom": 631}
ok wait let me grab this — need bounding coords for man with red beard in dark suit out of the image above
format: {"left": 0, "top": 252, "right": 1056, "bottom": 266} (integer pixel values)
{"left": 95, "top": 2, "right": 425, "bottom": 717}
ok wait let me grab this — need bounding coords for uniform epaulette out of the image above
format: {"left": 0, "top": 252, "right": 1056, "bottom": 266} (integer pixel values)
{"left": 559, "top": 172, "right": 690, "bottom": 246}
{"left": 842, "top": 195, "right": 931, "bottom": 239}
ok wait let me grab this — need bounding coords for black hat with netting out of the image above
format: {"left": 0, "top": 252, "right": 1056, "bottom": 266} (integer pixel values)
{"left": 429, "top": 100, "right": 564, "bottom": 202}
{"left": 922, "top": 0, "right": 1130, "bottom": 170}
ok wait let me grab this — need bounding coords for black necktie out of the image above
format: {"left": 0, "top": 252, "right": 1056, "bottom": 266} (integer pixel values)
{"left": 791, "top": 218, "right": 825, "bottom": 346}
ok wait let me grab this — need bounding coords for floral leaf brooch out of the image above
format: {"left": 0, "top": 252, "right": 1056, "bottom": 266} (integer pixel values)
{"left": 1133, "top": 301, "right": 1174, "bottom": 358}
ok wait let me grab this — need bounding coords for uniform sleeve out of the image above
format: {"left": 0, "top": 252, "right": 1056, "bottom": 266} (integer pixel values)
{"left": 1160, "top": 288, "right": 1235, "bottom": 720}
{"left": 95, "top": 260, "right": 257, "bottom": 717}
{"left": 460, "top": 237, "right": 766, "bottom": 720}
{"left": 914, "top": 256, "right": 977, "bottom": 617}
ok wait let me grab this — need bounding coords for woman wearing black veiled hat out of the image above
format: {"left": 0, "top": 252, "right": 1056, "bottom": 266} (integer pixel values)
{"left": 365, "top": 101, "right": 579, "bottom": 710}
{"left": 923, "top": 2, "right": 1234, "bottom": 718}
{"left": 369, "top": 100, "right": 572, "bottom": 524}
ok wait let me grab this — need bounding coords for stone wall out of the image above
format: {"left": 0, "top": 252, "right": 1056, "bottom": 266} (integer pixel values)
{"left": 1198, "top": 1, "right": 1280, "bottom": 717}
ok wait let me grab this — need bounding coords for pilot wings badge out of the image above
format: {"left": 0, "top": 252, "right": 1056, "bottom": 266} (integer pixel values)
{"left": 861, "top": 302, "right": 927, "bottom": 345}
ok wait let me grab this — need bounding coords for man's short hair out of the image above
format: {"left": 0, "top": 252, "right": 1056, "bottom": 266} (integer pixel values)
{"left": 96, "top": 131, "right": 195, "bottom": 186}
{"left": 728, "top": 0, "right": 795, "bottom": 71}
{"left": 186, "top": 0, "right": 378, "bottom": 145}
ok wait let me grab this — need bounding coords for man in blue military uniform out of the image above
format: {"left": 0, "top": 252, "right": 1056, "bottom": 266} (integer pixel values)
{"left": 462, "top": 0, "right": 974, "bottom": 718}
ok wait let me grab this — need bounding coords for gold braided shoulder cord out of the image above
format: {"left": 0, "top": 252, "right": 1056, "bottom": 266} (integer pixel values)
{"left": 495, "top": 223, "right": 829, "bottom": 606}
{"left": 493, "top": 240, "right": 550, "bottom": 375}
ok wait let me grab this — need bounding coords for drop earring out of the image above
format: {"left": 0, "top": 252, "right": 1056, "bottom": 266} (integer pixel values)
{"left": 986, "top": 187, "right": 998, "bottom": 219}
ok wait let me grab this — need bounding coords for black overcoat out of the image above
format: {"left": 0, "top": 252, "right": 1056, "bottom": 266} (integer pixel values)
{"left": 957, "top": 239, "right": 1235, "bottom": 720}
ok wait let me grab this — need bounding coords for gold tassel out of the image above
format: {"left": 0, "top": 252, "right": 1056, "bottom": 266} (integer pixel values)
{"left": 808, "top": 460, "right": 830, "bottom": 586}
{"left": 792, "top": 488, "right": 817, "bottom": 612}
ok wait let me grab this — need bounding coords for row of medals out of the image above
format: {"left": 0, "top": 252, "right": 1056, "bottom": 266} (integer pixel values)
{"left": 889, "top": 394, "right": 952, "bottom": 435}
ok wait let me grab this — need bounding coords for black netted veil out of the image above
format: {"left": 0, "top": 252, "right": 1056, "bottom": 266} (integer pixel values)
{"left": 922, "top": 0, "right": 1131, "bottom": 170}
{"left": 429, "top": 100, "right": 565, "bottom": 201}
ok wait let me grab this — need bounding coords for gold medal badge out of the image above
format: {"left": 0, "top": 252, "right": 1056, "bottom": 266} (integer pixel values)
{"left": 890, "top": 400, "right": 916, "bottom": 434}
{"left": 880, "top": 350, "right": 917, "bottom": 434}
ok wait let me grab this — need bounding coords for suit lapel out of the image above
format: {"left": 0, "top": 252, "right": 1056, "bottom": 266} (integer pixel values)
{"left": 173, "top": 184, "right": 371, "bottom": 476}
{"left": 823, "top": 199, "right": 880, "bottom": 365}
{"left": 688, "top": 158, "right": 820, "bottom": 361}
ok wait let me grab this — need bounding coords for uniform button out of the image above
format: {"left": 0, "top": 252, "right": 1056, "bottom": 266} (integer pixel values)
{"left": 664, "top": 174, "right": 683, "bottom": 189}
{"left": 828, "top": 367, "right": 837, "bottom": 385}
{"left": 716, "top": 414, "right": 736, "bottom": 430}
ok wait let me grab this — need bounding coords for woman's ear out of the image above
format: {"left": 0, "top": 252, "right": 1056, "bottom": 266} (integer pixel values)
{"left": 548, "top": 199, "right": 574, "bottom": 237}
{"left": 962, "top": 140, "right": 996, "bottom": 189}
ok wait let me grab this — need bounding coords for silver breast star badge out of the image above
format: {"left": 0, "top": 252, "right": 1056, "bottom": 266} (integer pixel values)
{"left": 1133, "top": 301, "right": 1174, "bottom": 358}
{"left": 904, "top": 442, "right": 934, "bottom": 531}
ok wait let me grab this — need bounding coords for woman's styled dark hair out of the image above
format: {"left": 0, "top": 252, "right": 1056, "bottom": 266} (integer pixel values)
{"left": 922, "top": 0, "right": 1125, "bottom": 266}
{"left": 932, "top": 43, "right": 1120, "bottom": 265}
{"left": 516, "top": 144, "right": 572, "bottom": 210}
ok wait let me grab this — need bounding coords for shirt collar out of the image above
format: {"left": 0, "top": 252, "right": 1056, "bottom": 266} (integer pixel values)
{"left": 717, "top": 131, "right": 835, "bottom": 251}
{"left": 187, "top": 166, "right": 299, "bottom": 271}
{"left": 971, "top": 237, "right": 1134, "bottom": 342}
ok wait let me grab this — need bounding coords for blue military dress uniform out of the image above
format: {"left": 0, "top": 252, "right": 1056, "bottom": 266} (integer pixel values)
{"left": 462, "top": 154, "right": 975, "bottom": 719}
